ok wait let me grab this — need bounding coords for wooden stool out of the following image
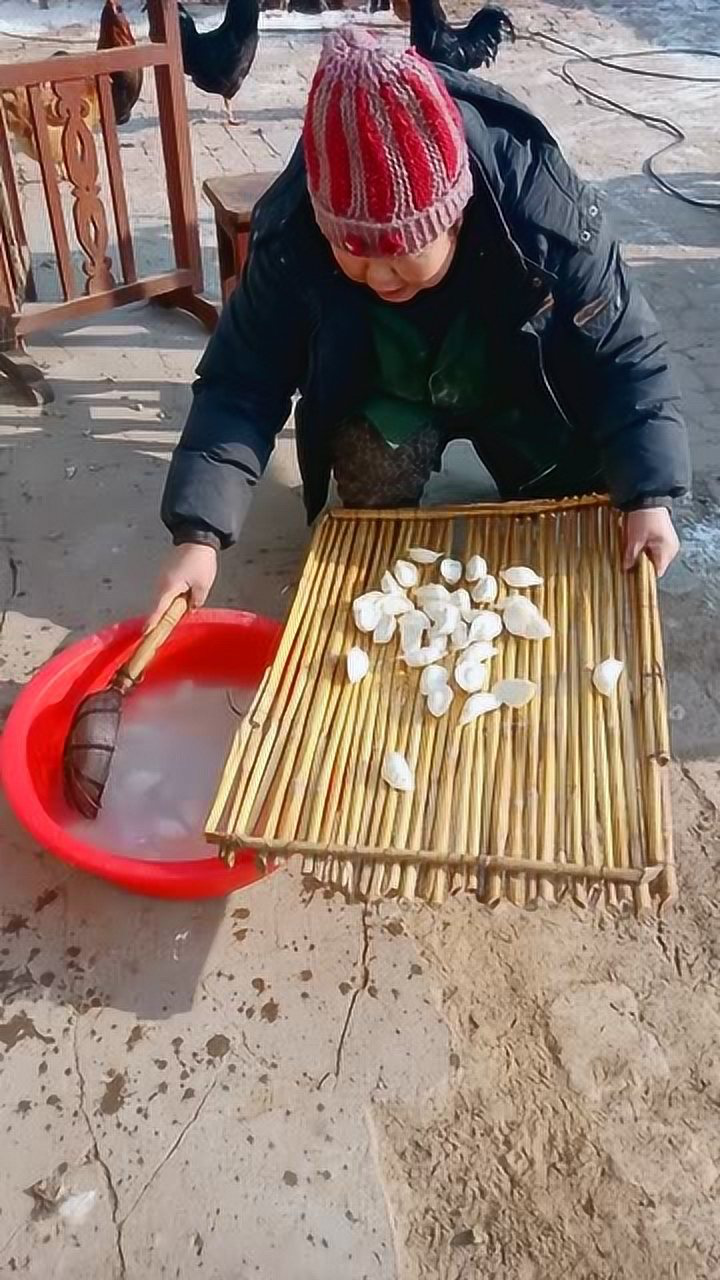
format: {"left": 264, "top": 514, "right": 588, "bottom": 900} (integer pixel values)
{"left": 202, "top": 172, "right": 276, "bottom": 303}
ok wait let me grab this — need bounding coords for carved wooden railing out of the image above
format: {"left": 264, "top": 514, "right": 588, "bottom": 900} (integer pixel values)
{"left": 0, "top": 0, "right": 216, "bottom": 385}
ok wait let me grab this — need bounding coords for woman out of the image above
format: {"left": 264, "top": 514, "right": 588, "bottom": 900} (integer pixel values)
{"left": 149, "top": 28, "right": 689, "bottom": 625}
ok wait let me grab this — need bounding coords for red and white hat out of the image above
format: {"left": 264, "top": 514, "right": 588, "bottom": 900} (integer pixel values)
{"left": 303, "top": 28, "right": 473, "bottom": 258}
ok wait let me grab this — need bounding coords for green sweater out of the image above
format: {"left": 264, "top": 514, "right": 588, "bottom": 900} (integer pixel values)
{"left": 362, "top": 303, "right": 504, "bottom": 447}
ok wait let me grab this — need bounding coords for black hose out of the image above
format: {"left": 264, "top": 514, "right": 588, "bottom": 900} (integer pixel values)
{"left": 522, "top": 30, "right": 720, "bottom": 211}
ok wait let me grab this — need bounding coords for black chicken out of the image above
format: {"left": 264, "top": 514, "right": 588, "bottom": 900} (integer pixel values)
{"left": 287, "top": 0, "right": 326, "bottom": 13}
{"left": 410, "top": 0, "right": 514, "bottom": 74}
{"left": 177, "top": 0, "right": 259, "bottom": 123}
{"left": 98, "top": 0, "right": 143, "bottom": 126}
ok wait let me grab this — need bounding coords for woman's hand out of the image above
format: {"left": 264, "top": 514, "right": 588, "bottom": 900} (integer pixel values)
{"left": 146, "top": 543, "right": 218, "bottom": 631}
{"left": 623, "top": 507, "right": 679, "bottom": 578}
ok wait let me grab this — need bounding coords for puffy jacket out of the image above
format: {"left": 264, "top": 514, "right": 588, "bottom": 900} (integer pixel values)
{"left": 162, "top": 69, "right": 690, "bottom": 550}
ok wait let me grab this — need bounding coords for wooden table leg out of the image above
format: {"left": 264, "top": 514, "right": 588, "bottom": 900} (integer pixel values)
{"left": 232, "top": 228, "right": 251, "bottom": 287}
{"left": 217, "top": 217, "right": 237, "bottom": 304}
{"left": 154, "top": 287, "right": 218, "bottom": 332}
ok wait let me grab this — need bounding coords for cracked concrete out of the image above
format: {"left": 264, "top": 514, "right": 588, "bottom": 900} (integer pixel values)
{"left": 1, "top": 0, "right": 720, "bottom": 1276}
{"left": 72, "top": 1017, "right": 127, "bottom": 1279}
{"left": 317, "top": 902, "right": 372, "bottom": 1089}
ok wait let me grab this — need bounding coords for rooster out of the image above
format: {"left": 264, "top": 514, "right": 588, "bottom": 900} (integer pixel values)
{"left": 0, "top": 2, "right": 141, "bottom": 179}
{"left": 0, "top": 53, "right": 100, "bottom": 179}
{"left": 288, "top": 0, "right": 326, "bottom": 13}
{"left": 97, "top": 0, "right": 143, "bottom": 126}
{"left": 177, "top": 0, "right": 259, "bottom": 124}
{"left": 410, "top": 0, "right": 514, "bottom": 74}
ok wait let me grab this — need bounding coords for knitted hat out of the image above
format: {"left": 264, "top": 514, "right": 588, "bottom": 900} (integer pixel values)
{"left": 303, "top": 28, "right": 473, "bottom": 258}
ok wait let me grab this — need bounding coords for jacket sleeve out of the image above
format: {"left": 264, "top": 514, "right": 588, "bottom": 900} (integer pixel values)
{"left": 509, "top": 145, "right": 691, "bottom": 510}
{"left": 161, "top": 230, "right": 308, "bottom": 549}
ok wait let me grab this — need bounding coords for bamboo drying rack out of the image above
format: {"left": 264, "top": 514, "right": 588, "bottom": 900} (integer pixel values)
{"left": 206, "top": 496, "right": 674, "bottom": 914}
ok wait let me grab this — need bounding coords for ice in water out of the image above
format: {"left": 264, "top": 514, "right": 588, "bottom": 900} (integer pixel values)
{"left": 65, "top": 681, "right": 252, "bottom": 862}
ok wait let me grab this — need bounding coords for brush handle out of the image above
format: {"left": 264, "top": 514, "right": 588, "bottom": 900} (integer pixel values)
{"left": 113, "top": 595, "right": 189, "bottom": 694}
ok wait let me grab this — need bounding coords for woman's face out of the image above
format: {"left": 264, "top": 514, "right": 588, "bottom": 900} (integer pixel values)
{"left": 331, "top": 226, "right": 459, "bottom": 304}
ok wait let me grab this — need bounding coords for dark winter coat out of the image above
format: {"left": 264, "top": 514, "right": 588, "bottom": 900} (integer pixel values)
{"left": 162, "top": 69, "right": 690, "bottom": 550}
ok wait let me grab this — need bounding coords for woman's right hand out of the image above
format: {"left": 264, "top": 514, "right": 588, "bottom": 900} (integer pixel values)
{"left": 146, "top": 543, "right": 218, "bottom": 632}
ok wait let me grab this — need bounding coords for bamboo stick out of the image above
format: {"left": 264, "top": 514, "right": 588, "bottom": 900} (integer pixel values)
{"left": 428, "top": 700, "right": 461, "bottom": 855}
{"left": 250, "top": 516, "right": 337, "bottom": 729}
{"left": 536, "top": 512, "right": 557, "bottom": 903}
{"left": 644, "top": 544, "right": 674, "bottom": 908}
{"left": 330, "top": 494, "right": 608, "bottom": 521}
{"left": 227, "top": 834, "right": 666, "bottom": 884}
{"left": 598, "top": 507, "right": 632, "bottom": 910}
{"left": 647, "top": 568, "right": 671, "bottom": 766}
{"left": 216, "top": 517, "right": 343, "bottom": 839}
{"left": 564, "top": 511, "right": 586, "bottom": 905}
{"left": 507, "top": 582, "right": 530, "bottom": 906}
{"left": 340, "top": 522, "right": 418, "bottom": 853}
{"left": 335, "top": 581, "right": 405, "bottom": 846}
{"left": 495, "top": 517, "right": 523, "bottom": 904}
{"left": 359, "top": 524, "right": 434, "bottom": 855}
{"left": 634, "top": 555, "right": 668, "bottom": 878}
{"left": 271, "top": 519, "right": 375, "bottom": 841}
{"left": 578, "top": 505, "right": 601, "bottom": 872}
{"left": 553, "top": 511, "right": 570, "bottom": 873}
{"left": 370, "top": 636, "right": 426, "bottom": 850}
{"left": 230, "top": 519, "right": 359, "bottom": 838}
{"left": 390, "top": 521, "right": 454, "bottom": 879}
{"left": 453, "top": 512, "right": 493, "bottom": 866}
{"left": 205, "top": 666, "right": 272, "bottom": 837}
{"left": 589, "top": 505, "right": 616, "bottom": 887}
{"left": 611, "top": 514, "right": 647, "bottom": 857}
{"left": 478, "top": 513, "right": 510, "bottom": 904}
{"left": 296, "top": 518, "right": 388, "bottom": 843}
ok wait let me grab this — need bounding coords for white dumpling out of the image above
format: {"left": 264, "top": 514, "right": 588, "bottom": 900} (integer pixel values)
{"left": 382, "top": 751, "right": 414, "bottom": 792}
{"left": 471, "top": 575, "right": 498, "bottom": 605}
{"left": 381, "top": 594, "right": 415, "bottom": 617}
{"left": 450, "top": 620, "right": 470, "bottom": 652}
{"left": 454, "top": 658, "right": 489, "bottom": 693}
{"left": 393, "top": 559, "right": 419, "bottom": 589}
{"left": 465, "top": 555, "right": 488, "bottom": 583}
{"left": 459, "top": 692, "right": 501, "bottom": 725}
{"left": 440, "top": 558, "right": 463, "bottom": 585}
{"left": 427, "top": 685, "right": 454, "bottom": 718}
{"left": 464, "top": 641, "right": 497, "bottom": 663}
{"left": 415, "top": 583, "right": 451, "bottom": 609}
{"left": 346, "top": 647, "right": 369, "bottom": 684}
{"left": 500, "top": 566, "right": 544, "bottom": 588}
{"left": 403, "top": 638, "right": 448, "bottom": 668}
{"left": 408, "top": 547, "right": 441, "bottom": 565}
{"left": 492, "top": 678, "right": 537, "bottom": 708}
{"left": 448, "top": 587, "right": 471, "bottom": 615}
{"left": 353, "top": 591, "right": 384, "bottom": 633}
{"left": 469, "top": 611, "right": 503, "bottom": 643}
{"left": 373, "top": 613, "right": 397, "bottom": 645}
{"left": 592, "top": 658, "right": 624, "bottom": 697}
{"left": 420, "top": 664, "right": 449, "bottom": 695}
{"left": 503, "top": 597, "right": 552, "bottom": 640}
{"left": 425, "top": 602, "right": 460, "bottom": 637}
{"left": 399, "top": 609, "right": 430, "bottom": 655}
{"left": 380, "top": 569, "right": 404, "bottom": 595}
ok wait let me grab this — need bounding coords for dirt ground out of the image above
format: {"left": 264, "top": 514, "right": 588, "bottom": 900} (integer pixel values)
{"left": 1, "top": 1, "right": 719, "bottom": 1276}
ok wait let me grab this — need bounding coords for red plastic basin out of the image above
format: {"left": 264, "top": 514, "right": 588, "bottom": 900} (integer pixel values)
{"left": 0, "top": 610, "right": 281, "bottom": 899}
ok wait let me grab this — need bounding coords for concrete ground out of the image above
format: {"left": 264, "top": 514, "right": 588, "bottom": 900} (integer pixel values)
{"left": 1, "top": 1, "right": 720, "bottom": 1276}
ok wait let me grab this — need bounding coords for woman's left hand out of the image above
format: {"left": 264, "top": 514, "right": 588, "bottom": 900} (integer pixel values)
{"left": 623, "top": 507, "right": 680, "bottom": 577}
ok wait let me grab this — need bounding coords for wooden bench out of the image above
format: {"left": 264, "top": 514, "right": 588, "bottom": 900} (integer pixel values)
{"left": 202, "top": 172, "right": 276, "bottom": 304}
